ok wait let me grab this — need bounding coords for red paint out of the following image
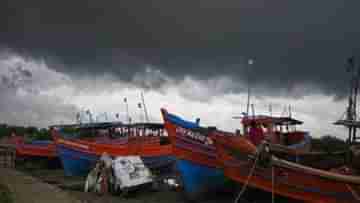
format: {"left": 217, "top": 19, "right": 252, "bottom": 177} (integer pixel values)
{"left": 212, "top": 134, "right": 360, "bottom": 203}
{"left": 51, "top": 129, "right": 172, "bottom": 157}
{"left": 7, "top": 135, "right": 56, "bottom": 158}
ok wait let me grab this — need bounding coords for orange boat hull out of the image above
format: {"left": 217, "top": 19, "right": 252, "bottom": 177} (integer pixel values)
{"left": 52, "top": 129, "right": 173, "bottom": 176}
{"left": 8, "top": 136, "right": 57, "bottom": 158}
{"left": 16, "top": 144, "right": 57, "bottom": 158}
{"left": 212, "top": 134, "right": 360, "bottom": 203}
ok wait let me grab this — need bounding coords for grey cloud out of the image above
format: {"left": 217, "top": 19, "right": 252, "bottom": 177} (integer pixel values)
{"left": 0, "top": 52, "right": 79, "bottom": 127}
{"left": 1, "top": 0, "right": 360, "bottom": 99}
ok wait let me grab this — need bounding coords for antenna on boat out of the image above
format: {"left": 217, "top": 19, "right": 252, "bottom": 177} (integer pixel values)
{"left": 246, "top": 58, "right": 254, "bottom": 116}
{"left": 141, "top": 92, "right": 150, "bottom": 122}
{"left": 251, "top": 104, "right": 255, "bottom": 117}
{"left": 137, "top": 102, "right": 145, "bottom": 122}
{"left": 347, "top": 56, "right": 360, "bottom": 143}
{"left": 334, "top": 56, "right": 360, "bottom": 144}
{"left": 124, "top": 97, "right": 131, "bottom": 124}
{"left": 289, "top": 105, "right": 292, "bottom": 118}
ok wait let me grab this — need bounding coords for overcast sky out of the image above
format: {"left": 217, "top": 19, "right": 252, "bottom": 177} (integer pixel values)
{"left": 1, "top": 0, "right": 359, "bottom": 138}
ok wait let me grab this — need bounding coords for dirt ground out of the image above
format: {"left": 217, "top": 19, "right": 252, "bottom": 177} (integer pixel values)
{"left": 0, "top": 183, "right": 13, "bottom": 203}
{"left": 0, "top": 160, "right": 299, "bottom": 203}
{"left": 23, "top": 169, "right": 295, "bottom": 203}
{"left": 21, "top": 167, "right": 236, "bottom": 203}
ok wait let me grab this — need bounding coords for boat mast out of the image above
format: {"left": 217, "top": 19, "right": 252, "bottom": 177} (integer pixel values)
{"left": 141, "top": 92, "right": 150, "bottom": 122}
{"left": 289, "top": 105, "right": 292, "bottom": 118}
{"left": 336, "top": 56, "right": 360, "bottom": 144}
{"left": 246, "top": 59, "right": 254, "bottom": 115}
{"left": 124, "top": 98, "right": 131, "bottom": 124}
{"left": 347, "top": 56, "right": 360, "bottom": 143}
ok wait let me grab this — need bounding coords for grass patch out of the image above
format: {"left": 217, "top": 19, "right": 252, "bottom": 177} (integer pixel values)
{"left": 0, "top": 183, "right": 13, "bottom": 203}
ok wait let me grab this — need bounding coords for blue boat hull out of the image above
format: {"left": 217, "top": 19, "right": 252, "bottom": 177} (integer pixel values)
{"left": 57, "top": 144, "right": 176, "bottom": 176}
{"left": 142, "top": 155, "right": 175, "bottom": 167}
{"left": 176, "top": 159, "right": 227, "bottom": 200}
{"left": 56, "top": 144, "right": 98, "bottom": 176}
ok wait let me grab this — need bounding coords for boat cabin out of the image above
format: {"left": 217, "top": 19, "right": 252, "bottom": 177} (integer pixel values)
{"left": 51, "top": 122, "right": 168, "bottom": 142}
{"left": 241, "top": 115, "right": 307, "bottom": 146}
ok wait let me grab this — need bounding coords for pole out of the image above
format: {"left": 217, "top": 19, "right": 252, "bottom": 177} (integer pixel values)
{"left": 346, "top": 57, "right": 356, "bottom": 144}
{"left": 138, "top": 103, "right": 143, "bottom": 123}
{"left": 289, "top": 105, "right": 292, "bottom": 118}
{"left": 353, "top": 65, "right": 360, "bottom": 142}
{"left": 124, "top": 98, "right": 130, "bottom": 124}
{"left": 141, "top": 92, "right": 150, "bottom": 122}
{"left": 251, "top": 104, "right": 255, "bottom": 117}
{"left": 246, "top": 85, "right": 250, "bottom": 115}
{"left": 246, "top": 59, "right": 254, "bottom": 115}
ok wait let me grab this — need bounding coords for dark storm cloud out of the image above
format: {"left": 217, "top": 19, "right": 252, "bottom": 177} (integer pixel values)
{"left": 2, "top": 0, "right": 360, "bottom": 98}
{"left": 1, "top": 64, "right": 32, "bottom": 89}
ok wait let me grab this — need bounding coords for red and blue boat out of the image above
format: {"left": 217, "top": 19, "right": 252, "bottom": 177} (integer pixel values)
{"left": 51, "top": 122, "right": 174, "bottom": 176}
{"left": 7, "top": 134, "right": 57, "bottom": 159}
{"left": 161, "top": 109, "right": 232, "bottom": 200}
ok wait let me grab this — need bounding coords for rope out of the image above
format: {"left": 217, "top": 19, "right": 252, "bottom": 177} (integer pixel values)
{"left": 234, "top": 145, "right": 262, "bottom": 203}
{"left": 272, "top": 165, "right": 275, "bottom": 203}
{"left": 346, "top": 184, "right": 360, "bottom": 201}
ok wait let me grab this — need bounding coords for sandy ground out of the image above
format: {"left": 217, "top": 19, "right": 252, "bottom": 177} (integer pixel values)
{"left": 0, "top": 168, "right": 80, "bottom": 203}
{"left": 22, "top": 168, "right": 296, "bottom": 203}
{"left": 22, "top": 168, "right": 237, "bottom": 203}
{"left": 0, "top": 160, "right": 300, "bottom": 203}
{"left": 0, "top": 183, "right": 13, "bottom": 203}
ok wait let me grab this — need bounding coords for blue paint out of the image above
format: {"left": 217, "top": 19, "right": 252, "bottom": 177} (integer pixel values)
{"left": 165, "top": 112, "right": 199, "bottom": 129}
{"left": 176, "top": 159, "right": 226, "bottom": 200}
{"left": 57, "top": 144, "right": 176, "bottom": 176}
{"left": 142, "top": 155, "right": 176, "bottom": 170}
{"left": 30, "top": 140, "right": 53, "bottom": 145}
{"left": 56, "top": 145, "right": 98, "bottom": 176}
{"left": 164, "top": 111, "right": 228, "bottom": 199}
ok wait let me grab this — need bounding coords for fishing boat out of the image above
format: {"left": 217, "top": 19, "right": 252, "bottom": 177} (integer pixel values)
{"left": 161, "top": 108, "right": 233, "bottom": 200}
{"left": 210, "top": 131, "right": 360, "bottom": 203}
{"left": 208, "top": 57, "right": 360, "bottom": 203}
{"left": 7, "top": 134, "right": 56, "bottom": 158}
{"left": 51, "top": 122, "right": 174, "bottom": 176}
{"left": 238, "top": 115, "right": 349, "bottom": 169}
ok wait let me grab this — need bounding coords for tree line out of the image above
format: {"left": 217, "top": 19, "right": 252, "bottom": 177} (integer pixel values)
{"left": 0, "top": 124, "right": 51, "bottom": 141}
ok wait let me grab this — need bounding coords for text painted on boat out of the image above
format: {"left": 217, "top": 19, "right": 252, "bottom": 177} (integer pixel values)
{"left": 175, "top": 127, "right": 213, "bottom": 145}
